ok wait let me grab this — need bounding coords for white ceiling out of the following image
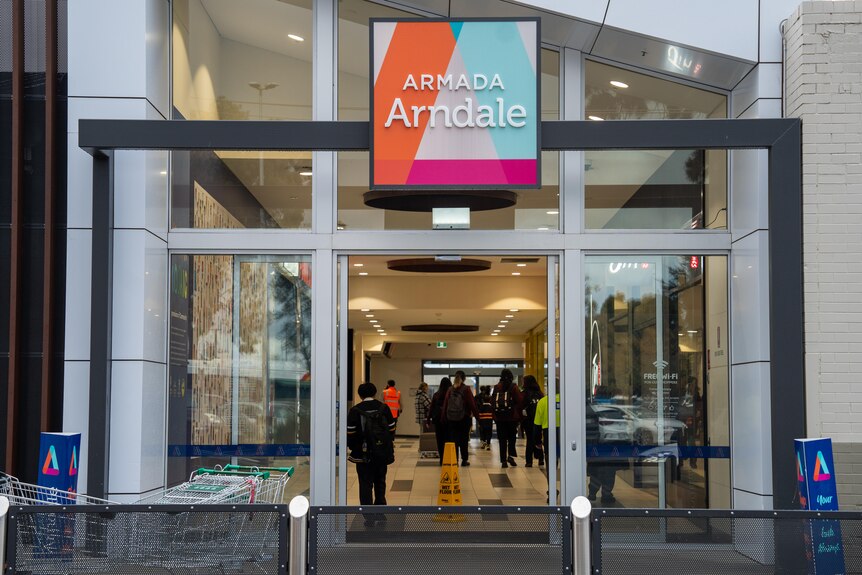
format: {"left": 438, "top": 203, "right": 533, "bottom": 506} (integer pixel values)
{"left": 201, "top": 0, "right": 313, "bottom": 63}
{"left": 348, "top": 255, "right": 550, "bottom": 343}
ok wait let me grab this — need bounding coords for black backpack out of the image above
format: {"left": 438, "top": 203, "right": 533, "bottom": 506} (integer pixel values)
{"left": 360, "top": 408, "right": 395, "bottom": 464}
{"left": 446, "top": 388, "right": 467, "bottom": 421}
{"left": 494, "top": 388, "right": 514, "bottom": 417}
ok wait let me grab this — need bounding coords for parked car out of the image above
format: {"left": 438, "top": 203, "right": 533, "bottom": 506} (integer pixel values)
{"left": 614, "top": 405, "right": 686, "bottom": 445}
{"left": 591, "top": 405, "right": 635, "bottom": 443}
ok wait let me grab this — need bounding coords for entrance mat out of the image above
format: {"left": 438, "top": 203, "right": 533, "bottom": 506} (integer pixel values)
{"left": 391, "top": 480, "right": 413, "bottom": 492}
{"left": 489, "top": 474, "right": 513, "bottom": 488}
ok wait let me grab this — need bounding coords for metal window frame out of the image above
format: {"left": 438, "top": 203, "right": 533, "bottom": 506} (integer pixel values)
{"left": 79, "top": 117, "right": 803, "bottom": 508}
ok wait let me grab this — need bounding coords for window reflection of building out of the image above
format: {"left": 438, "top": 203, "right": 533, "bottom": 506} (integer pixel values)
{"left": 585, "top": 256, "right": 729, "bottom": 509}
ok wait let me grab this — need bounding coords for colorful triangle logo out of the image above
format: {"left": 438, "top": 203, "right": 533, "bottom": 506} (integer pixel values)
{"left": 69, "top": 446, "right": 78, "bottom": 476}
{"left": 797, "top": 453, "right": 805, "bottom": 482}
{"left": 813, "top": 451, "right": 832, "bottom": 482}
{"left": 42, "top": 445, "right": 60, "bottom": 476}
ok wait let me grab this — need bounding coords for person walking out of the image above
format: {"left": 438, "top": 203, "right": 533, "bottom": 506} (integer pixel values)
{"left": 347, "top": 382, "right": 396, "bottom": 505}
{"left": 382, "top": 379, "right": 402, "bottom": 431}
{"left": 429, "top": 377, "right": 453, "bottom": 465}
{"left": 415, "top": 382, "right": 431, "bottom": 432}
{"left": 442, "top": 370, "right": 480, "bottom": 466}
{"left": 491, "top": 369, "right": 522, "bottom": 468}
{"left": 521, "top": 375, "right": 545, "bottom": 467}
{"left": 477, "top": 386, "right": 494, "bottom": 450}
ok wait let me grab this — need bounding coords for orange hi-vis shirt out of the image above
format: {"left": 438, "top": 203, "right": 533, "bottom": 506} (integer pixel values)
{"left": 383, "top": 387, "right": 401, "bottom": 419}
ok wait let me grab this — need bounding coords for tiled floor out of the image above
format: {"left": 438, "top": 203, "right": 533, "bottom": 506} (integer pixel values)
{"left": 345, "top": 435, "right": 707, "bottom": 507}
{"left": 347, "top": 436, "right": 554, "bottom": 505}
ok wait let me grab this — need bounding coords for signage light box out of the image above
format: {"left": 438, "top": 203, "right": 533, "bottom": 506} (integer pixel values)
{"left": 371, "top": 18, "right": 541, "bottom": 190}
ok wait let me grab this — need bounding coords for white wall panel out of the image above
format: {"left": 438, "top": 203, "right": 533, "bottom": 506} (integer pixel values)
{"left": 734, "top": 489, "right": 773, "bottom": 509}
{"left": 603, "top": 0, "right": 758, "bottom": 63}
{"left": 731, "top": 231, "right": 771, "bottom": 365}
{"left": 64, "top": 230, "right": 92, "bottom": 361}
{"left": 62, "top": 362, "right": 90, "bottom": 493}
{"left": 146, "top": 0, "right": 171, "bottom": 118}
{"left": 108, "top": 361, "right": 167, "bottom": 496}
{"left": 731, "top": 361, "right": 773, "bottom": 497}
{"left": 68, "top": 0, "right": 147, "bottom": 98}
{"left": 111, "top": 231, "right": 168, "bottom": 363}
{"left": 731, "top": 64, "right": 782, "bottom": 118}
{"left": 67, "top": 97, "right": 153, "bottom": 229}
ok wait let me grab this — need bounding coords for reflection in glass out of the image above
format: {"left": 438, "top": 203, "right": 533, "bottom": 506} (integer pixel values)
{"left": 168, "top": 255, "right": 312, "bottom": 500}
{"left": 584, "top": 255, "right": 729, "bottom": 508}
{"left": 173, "top": 0, "right": 312, "bottom": 121}
{"left": 584, "top": 60, "right": 727, "bottom": 229}
{"left": 336, "top": 0, "right": 559, "bottom": 231}
{"left": 171, "top": 151, "right": 312, "bottom": 229}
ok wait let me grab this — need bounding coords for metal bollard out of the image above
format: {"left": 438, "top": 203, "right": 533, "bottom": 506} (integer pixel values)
{"left": 0, "top": 496, "right": 9, "bottom": 573}
{"left": 571, "top": 496, "right": 592, "bottom": 575}
{"left": 288, "top": 495, "right": 310, "bottom": 575}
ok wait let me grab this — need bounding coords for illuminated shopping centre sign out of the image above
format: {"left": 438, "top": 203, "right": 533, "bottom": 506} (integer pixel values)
{"left": 371, "top": 18, "right": 540, "bottom": 189}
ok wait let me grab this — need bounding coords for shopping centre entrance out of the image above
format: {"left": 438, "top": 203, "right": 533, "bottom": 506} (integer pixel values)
{"left": 338, "top": 255, "right": 560, "bottom": 506}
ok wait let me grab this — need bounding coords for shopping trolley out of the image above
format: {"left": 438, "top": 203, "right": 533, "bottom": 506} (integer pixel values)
{"left": 0, "top": 471, "right": 116, "bottom": 506}
{"left": 119, "top": 465, "right": 295, "bottom": 571}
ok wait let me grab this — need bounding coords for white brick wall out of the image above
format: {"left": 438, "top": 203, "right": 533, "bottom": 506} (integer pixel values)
{"left": 786, "top": 0, "right": 862, "bottom": 507}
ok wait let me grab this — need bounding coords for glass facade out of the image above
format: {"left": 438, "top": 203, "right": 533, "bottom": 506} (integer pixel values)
{"left": 171, "top": 0, "right": 313, "bottom": 229}
{"left": 161, "top": 4, "right": 739, "bottom": 508}
{"left": 584, "top": 61, "right": 727, "bottom": 230}
{"left": 168, "top": 255, "right": 312, "bottom": 499}
{"left": 584, "top": 255, "right": 730, "bottom": 508}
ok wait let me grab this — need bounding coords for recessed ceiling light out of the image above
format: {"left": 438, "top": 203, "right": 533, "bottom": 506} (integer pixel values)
{"left": 501, "top": 320, "right": 509, "bottom": 323}
{"left": 288, "top": 33, "right": 304, "bottom": 42}
{"left": 361, "top": 308, "right": 370, "bottom": 312}
{"left": 588, "top": 115, "right": 604, "bottom": 121}
{"left": 359, "top": 272, "right": 368, "bottom": 276}
{"left": 491, "top": 333, "right": 499, "bottom": 336}
{"left": 377, "top": 329, "right": 385, "bottom": 332}
{"left": 353, "top": 263, "right": 364, "bottom": 267}
{"left": 498, "top": 324, "right": 506, "bottom": 328}
{"left": 505, "top": 315, "right": 514, "bottom": 318}
{"left": 510, "top": 309, "right": 519, "bottom": 312}
{"left": 516, "top": 263, "right": 527, "bottom": 267}
{"left": 493, "top": 329, "right": 500, "bottom": 333}
{"left": 511, "top": 272, "right": 521, "bottom": 276}
{"left": 610, "top": 80, "right": 629, "bottom": 89}
{"left": 546, "top": 210, "right": 559, "bottom": 215}
{"left": 299, "top": 170, "right": 313, "bottom": 177}
{"left": 366, "top": 314, "right": 374, "bottom": 318}
{"left": 537, "top": 227, "right": 549, "bottom": 231}
{"left": 380, "top": 333, "right": 387, "bottom": 336}
{"left": 159, "top": 170, "right": 167, "bottom": 175}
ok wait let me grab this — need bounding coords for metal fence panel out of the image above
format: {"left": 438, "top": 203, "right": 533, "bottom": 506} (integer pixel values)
{"left": 309, "top": 506, "right": 571, "bottom": 575}
{"left": 7, "top": 504, "right": 288, "bottom": 575}
{"left": 594, "top": 510, "right": 862, "bottom": 575}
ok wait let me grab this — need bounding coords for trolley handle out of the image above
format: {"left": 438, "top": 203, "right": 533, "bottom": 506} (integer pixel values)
{"left": 223, "top": 465, "right": 294, "bottom": 477}
{"left": 191, "top": 468, "right": 270, "bottom": 480}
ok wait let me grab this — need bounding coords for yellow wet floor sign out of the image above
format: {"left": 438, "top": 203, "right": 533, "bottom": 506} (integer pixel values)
{"left": 435, "top": 442, "right": 463, "bottom": 522}
{"left": 437, "top": 443, "right": 462, "bottom": 505}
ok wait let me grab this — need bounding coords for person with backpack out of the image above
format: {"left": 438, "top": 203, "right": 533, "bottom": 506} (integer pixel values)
{"left": 441, "top": 370, "right": 480, "bottom": 466}
{"left": 347, "top": 382, "right": 396, "bottom": 505}
{"left": 521, "top": 375, "right": 545, "bottom": 468}
{"left": 429, "top": 377, "right": 453, "bottom": 465}
{"left": 491, "top": 369, "right": 522, "bottom": 468}
{"left": 477, "top": 386, "right": 494, "bottom": 450}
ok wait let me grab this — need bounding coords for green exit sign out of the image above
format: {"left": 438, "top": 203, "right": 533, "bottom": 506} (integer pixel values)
{"left": 436, "top": 341, "right": 447, "bottom": 349}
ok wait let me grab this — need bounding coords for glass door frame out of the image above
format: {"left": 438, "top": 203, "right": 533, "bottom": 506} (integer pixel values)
{"left": 335, "top": 251, "right": 561, "bottom": 505}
